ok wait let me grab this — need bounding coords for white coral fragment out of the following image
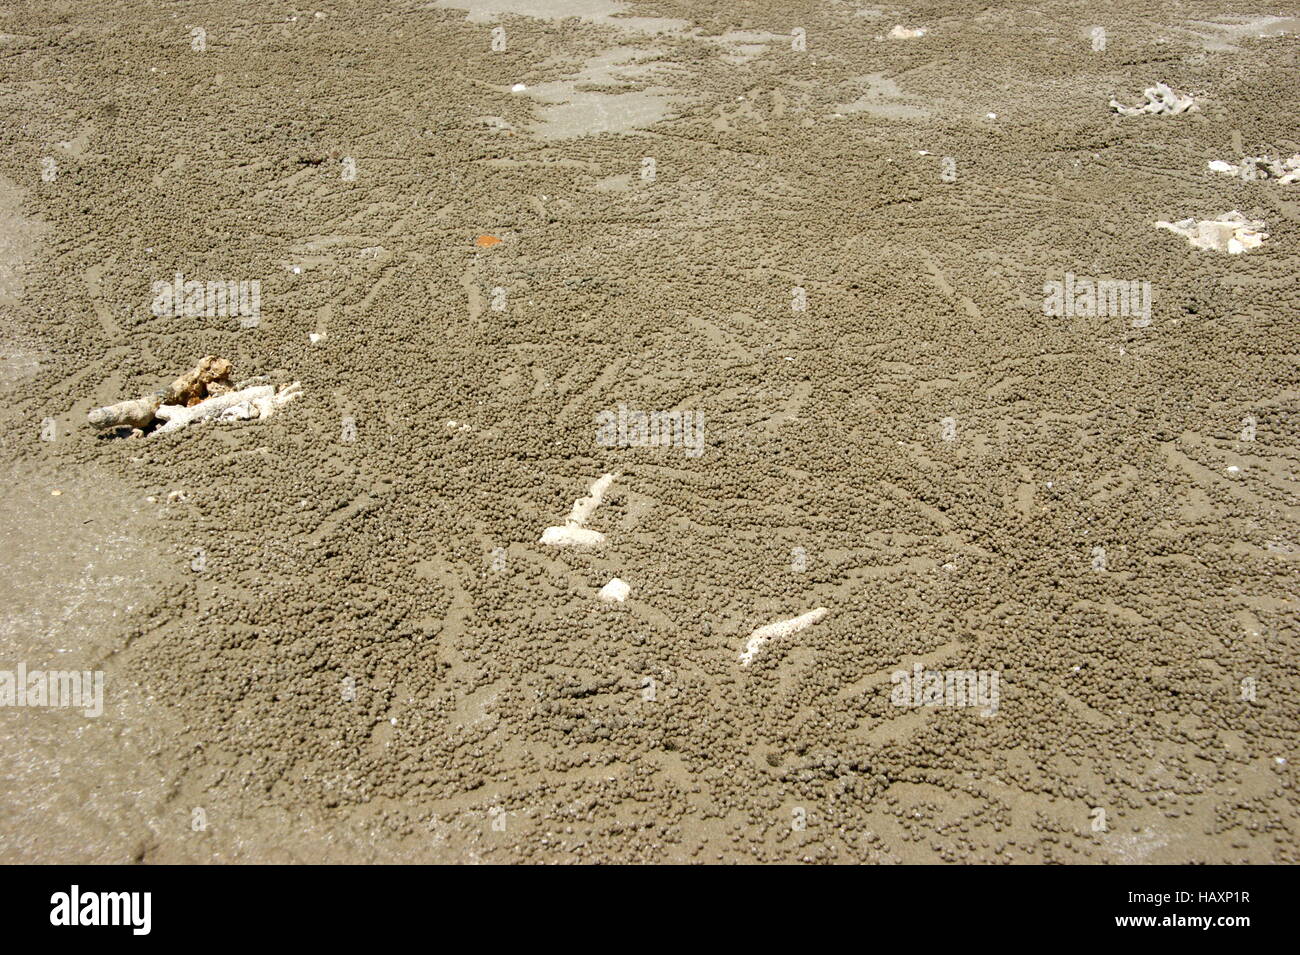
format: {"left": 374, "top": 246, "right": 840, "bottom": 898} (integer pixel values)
{"left": 87, "top": 395, "right": 162, "bottom": 430}
{"left": 738, "top": 607, "right": 829, "bottom": 666}
{"left": 888, "top": 25, "right": 926, "bottom": 39}
{"left": 1207, "top": 154, "right": 1300, "bottom": 184}
{"left": 568, "top": 472, "right": 616, "bottom": 526}
{"left": 152, "top": 382, "right": 303, "bottom": 436}
{"left": 539, "top": 473, "right": 618, "bottom": 549}
{"left": 1154, "top": 210, "right": 1268, "bottom": 253}
{"left": 87, "top": 357, "right": 300, "bottom": 437}
{"left": 540, "top": 526, "right": 607, "bottom": 548}
{"left": 1110, "top": 83, "right": 1197, "bottom": 116}
{"left": 219, "top": 381, "right": 303, "bottom": 422}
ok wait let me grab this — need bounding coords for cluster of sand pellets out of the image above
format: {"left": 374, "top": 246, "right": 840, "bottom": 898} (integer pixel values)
{"left": 0, "top": 1, "right": 1297, "bottom": 865}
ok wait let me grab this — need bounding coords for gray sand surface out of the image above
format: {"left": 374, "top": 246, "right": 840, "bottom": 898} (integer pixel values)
{"left": 1, "top": 1, "right": 1297, "bottom": 863}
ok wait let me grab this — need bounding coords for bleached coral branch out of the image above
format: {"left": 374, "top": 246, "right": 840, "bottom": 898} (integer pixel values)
{"left": 739, "top": 607, "right": 829, "bottom": 665}
{"left": 87, "top": 395, "right": 162, "bottom": 430}
{"left": 151, "top": 382, "right": 302, "bottom": 436}
{"left": 539, "top": 472, "right": 619, "bottom": 548}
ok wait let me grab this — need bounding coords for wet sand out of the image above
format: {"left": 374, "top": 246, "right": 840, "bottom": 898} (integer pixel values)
{"left": 1, "top": 1, "right": 1297, "bottom": 863}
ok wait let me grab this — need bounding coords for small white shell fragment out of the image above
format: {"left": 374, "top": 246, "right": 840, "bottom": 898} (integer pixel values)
{"left": 888, "top": 25, "right": 926, "bottom": 39}
{"left": 309, "top": 332, "right": 325, "bottom": 343}
{"left": 1207, "top": 159, "right": 1237, "bottom": 174}
{"left": 511, "top": 83, "right": 527, "bottom": 93}
{"left": 598, "top": 578, "right": 630, "bottom": 602}
{"left": 739, "top": 607, "right": 829, "bottom": 665}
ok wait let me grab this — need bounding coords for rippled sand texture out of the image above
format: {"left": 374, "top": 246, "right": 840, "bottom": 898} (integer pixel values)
{"left": 1, "top": 1, "right": 1297, "bottom": 863}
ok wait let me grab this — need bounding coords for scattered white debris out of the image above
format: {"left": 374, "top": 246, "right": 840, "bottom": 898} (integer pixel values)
{"left": 888, "top": 25, "right": 926, "bottom": 39}
{"left": 539, "top": 473, "right": 618, "bottom": 548}
{"left": 598, "top": 578, "right": 630, "bottom": 603}
{"left": 738, "top": 607, "right": 829, "bottom": 666}
{"left": 309, "top": 332, "right": 325, "bottom": 343}
{"left": 986, "top": 112, "right": 997, "bottom": 119}
{"left": 1110, "top": 83, "right": 1197, "bottom": 116}
{"left": 1207, "top": 154, "right": 1300, "bottom": 184}
{"left": 1154, "top": 210, "right": 1268, "bottom": 253}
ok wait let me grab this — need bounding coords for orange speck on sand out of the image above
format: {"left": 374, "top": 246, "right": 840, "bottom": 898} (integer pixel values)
{"left": 475, "top": 235, "right": 502, "bottom": 248}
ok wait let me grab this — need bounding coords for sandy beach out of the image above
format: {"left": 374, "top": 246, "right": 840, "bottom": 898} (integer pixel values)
{"left": 1, "top": 1, "right": 1297, "bottom": 863}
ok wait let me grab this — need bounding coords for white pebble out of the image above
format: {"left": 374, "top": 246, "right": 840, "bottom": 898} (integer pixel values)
{"left": 598, "top": 578, "right": 630, "bottom": 602}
